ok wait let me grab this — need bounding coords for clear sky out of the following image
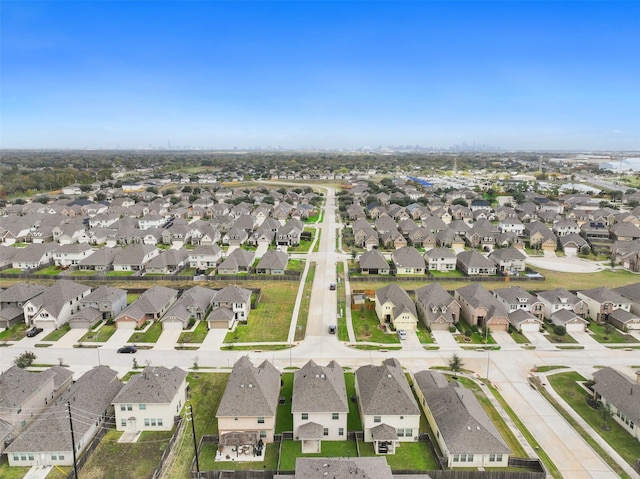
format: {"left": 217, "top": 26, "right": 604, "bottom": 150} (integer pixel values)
{"left": 1, "top": 1, "right": 639, "bottom": 151}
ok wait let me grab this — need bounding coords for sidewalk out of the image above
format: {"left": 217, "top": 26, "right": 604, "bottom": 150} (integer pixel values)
{"left": 537, "top": 371, "right": 640, "bottom": 479}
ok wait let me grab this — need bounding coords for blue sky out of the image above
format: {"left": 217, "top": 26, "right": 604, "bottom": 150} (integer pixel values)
{"left": 1, "top": 1, "right": 639, "bottom": 150}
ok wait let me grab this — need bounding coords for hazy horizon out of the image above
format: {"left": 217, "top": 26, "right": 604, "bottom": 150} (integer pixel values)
{"left": 2, "top": 1, "right": 639, "bottom": 151}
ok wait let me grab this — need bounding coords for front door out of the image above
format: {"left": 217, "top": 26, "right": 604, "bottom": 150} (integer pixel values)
{"left": 127, "top": 417, "right": 136, "bottom": 433}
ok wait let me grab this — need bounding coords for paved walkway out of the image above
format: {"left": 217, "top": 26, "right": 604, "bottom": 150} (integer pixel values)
{"left": 24, "top": 465, "right": 53, "bottom": 479}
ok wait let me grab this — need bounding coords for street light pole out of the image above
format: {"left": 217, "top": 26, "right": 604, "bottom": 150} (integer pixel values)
{"left": 96, "top": 329, "right": 101, "bottom": 366}
{"left": 485, "top": 324, "right": 490, "bottom": 380}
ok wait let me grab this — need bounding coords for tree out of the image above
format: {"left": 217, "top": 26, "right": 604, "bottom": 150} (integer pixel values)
{"left": 452, "top": 198, "right": 468, "bottom": 207}
{"left": 14, "top": 351, "right": 36, "bottom": 369}
{"left": 449, "top": 353, "right": 464, "bottom": 379}
{"left": 599, "top": 401, "right": 612, "bottom": 430}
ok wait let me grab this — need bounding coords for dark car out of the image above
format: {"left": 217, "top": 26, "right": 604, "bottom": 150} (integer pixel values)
{"left": 26, "top": 327, "right": 44, "bottom": 338}
{"left": 117, "top": 345, "right": 138, "bottom": 354}
{"left": 329, "top": 283, "right": 336, "bottom": 291}
{"left": 329, "top": 325, "right": 337, "bottom": 334}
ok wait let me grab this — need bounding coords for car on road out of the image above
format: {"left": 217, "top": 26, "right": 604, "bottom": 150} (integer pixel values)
{"left": 117, "top": 345, "right": 138, "bottom": 354}
{"left": 329, "top": 283, "right": 336, "bottom": 290}
{"left": 329, "top": 325, "right": 336, "bottom": 334}
{"left": 397, "top": 330, "right": 407, "bottom": 340}
{"left": 26, "top": 327, "right": 44, "bottom": 338}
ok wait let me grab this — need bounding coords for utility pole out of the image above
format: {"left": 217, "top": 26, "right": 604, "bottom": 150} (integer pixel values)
{"left": 67, "top": 402, "right": 79, "bottom": 479}
{"left": 188, "top": 405, "right": 200, "bottom": 477}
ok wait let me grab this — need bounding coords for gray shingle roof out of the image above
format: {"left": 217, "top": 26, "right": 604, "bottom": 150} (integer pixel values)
{"left": 27, "top": 280, "right": 91, "bottom": 318}
{"left": 113, "top": 366, "right": 186, "bottom": 404}
{"left": 216, "top": 357, "right": 280, "bottom": 418}
{"left": 375, "top": 284, "right": 418, "bottom": 321}
{"left": 579, "top": 287, "right": 629, "bottom": 305}
{"left": 0, "top": 366, "right": 57, "bottom": 408}
{"left": 592, "top": 367, "right": 640, "bottom": 424}
{"left": 292, "top": 360, "right": 348, "bottom": 413}
{"left": 0, "top": 283, "right": 48, "bottom": 303}
{"left": 6, "top": 366, "right": 122, "bottom": 454}
{"left": 355, "top": 358, "right": 419, "bottom": 416}
{"left": 414, "top": 370, "right": 510, "bottom": 455}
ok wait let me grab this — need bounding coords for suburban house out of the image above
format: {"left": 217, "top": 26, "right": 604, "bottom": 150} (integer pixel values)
{"left": 5, "top": 366, "right": 123, "bottom": 467}
{"left": 508, "top": 309, "right": 543, "bottom": 333}
{"left": 77, "top": 246, "right": 120, "bottom": 271}
{"left": 161, "top": 286, "right": 215, "bottom": 330}
{"left": 488, "top": 247, "right": 527, "bottom": 275}
{"left": 424, "top": 247, "right": 457, "bottom": 272}
{"left": 414, "top": 283, "right": 460, "bottom": 331}
{"left": 492, "top": 286, "right": 545, "bottom": 321}
{"left": 144, "top": 249, "right": 189, "bottom": 275}
{"left": 592, "top": 367, "right": 639, "bottom": 441}
{"left": 188, "top": 245, "right": 223, "bottom": 270}
{"left": 276, "top": 220, "right": 303, "bottom": 246}
{"left": 577, "top": 287, "right": 632, "bottom": 324}
{"left": 391, "top": 246, "right": 425, "bottom": 275}
{"left": 113, "top": 366, "right": 187, "bottom": 433}
{"left": 548, "top": 309, "right": 589, "bottom": 332}
{"left": 72, "top": 285, "right": 128, "bottom": 328}
{"left": 454, "top": 283, "right": 510, "bottom": 332}
{"left": 358, "top": 249, "right": 391, "bottom": 275}
{"left": 374, "top": 284, "right": 418, "bottom": 331}
{"left": 0, "top": 366, "right": 73, "bottom": 455}
{"left": 0, "top": 283, "right": 48, "bottom": 329}
{"left": 292, "top": 360, "right": 348, "bottom": 453}
{"left": 11, "top": 244, "right": 56, "bottom": 270}
{"left": 207, "top": 285, "right": 252, "bottom": 330}
{"left": 52, "top": 244, "right": 94, "bottom": 268}
{"left": 255, "top": 250, "right": 289, "bottom": 275}
{"left": 22, "top": 280, "right": 92, "bottom": 330}
{"left": 456, "top": 251, "right": 497, "bottom": 276}
{"left": 115, "top": 286, "right": 178, "bottom": 329}
{"left": 216, "top": 249, "right": 255, "bottom": 275}
{"left": 536, "top": 288, "right": 589, "bottom": 321}
{"left": 414, "top": 370, "right": 511, "bottom": 468}
{"left": 355, "top": 359, "right": 420, "bottom": 454}
{"left": 216, "top": 357, "right": 280, "bottom": 445}
{"left": 112, "top": 244, "right": 160, "bottom": 272}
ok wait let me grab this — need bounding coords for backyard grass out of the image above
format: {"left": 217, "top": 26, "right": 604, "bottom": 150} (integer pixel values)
{"left": 294, "top": 263, "right": 315, "bottom": 342}
{"left": 360, "top": 441, "right": 440, "bottom": 470}
{"left": 199, "top": 442, "right": 278, "bottom": 470}
{"left": 165, "top": 372, "right": 230, "bottom": 479}
{"left": 587, "top": 321, "right": 639, "bottom": 344}
{"left": 0, "top": 464, "right": 29, "bottom": 479}
{"left": 35, "top": 265, "right": 66, "bottom": 275}
{"left": 351, "top": 306, "right": 400, "bottom": 344}
{"left": 105, "top": 270, "right": 135, "bottom": 277}
{"left": 279, "top": 440, "right": 360, "bottom": 471}
{"left": 128, "top": 321, "right": 163, "bottom": 343}
{"left": 178, "top": 321, "right": 209, "bottom": 344}
{"left": 0, "top": 323, "right": 28, "bottom": 341}
{"left": 127, "top": 293, "right": 141, "bottom": 304}
{"left": 224, "top": 282, "right": 298, "bottom": 343}
{"left": 42, "top": 323, "right": 71, "bottom": 341}
{"left": 46, "top": 466, "right": 71, "bottom": 478}
{"left": 546, "top": 372, "right": 640, "bottom": 473}
{"left": 276, "top": 372, "right": 294, "bottom": 433}
{"left": 286, "top": 259, "right": 305, "bottom": 271}
{"left": 455, "top": 377, "right": 528, "bottom": 458}
{"left": 345, "top": 373, "right": 362, "bottom": 431}
{"left": 79, "top": 429, "right": 174, "bottom": 479}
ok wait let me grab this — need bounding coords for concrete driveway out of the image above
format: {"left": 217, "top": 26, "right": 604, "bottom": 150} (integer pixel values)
{"left": 570, "top": 330, "right": 606, "bottom": 349}
{"left": 431, "top": 330, "right": 460, "bottom": 350}
{"left": 104, "top": 328, "right": 136, "bottom": 349}
{"left": 523, "top": 331, "right": 553, "bottom": 349}
{"left": 491, "top": 331, "right": 519, "bottom": 350}
{"left": 54, "top": 328, "right": 87, "bottom": 348}
{"left": 153, "top": 329, "right": 182, "bottom": 350}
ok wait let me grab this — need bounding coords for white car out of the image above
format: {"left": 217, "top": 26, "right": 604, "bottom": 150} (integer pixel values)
{"left": 397, "top": 330, "right": 407, "bottom": 340}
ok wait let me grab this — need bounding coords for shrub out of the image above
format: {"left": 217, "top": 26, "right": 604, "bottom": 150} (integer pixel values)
{"left": 449, "top": 325, "right": 457, "bottom": 333}
{"left": 464, "top": 329, "right": 473, "bottom": 337}
{"left": 553, "top": 325, "right": 566, "bottom": 336}
{"left": 15, "top": 351, "right": 36, "bottom": 368}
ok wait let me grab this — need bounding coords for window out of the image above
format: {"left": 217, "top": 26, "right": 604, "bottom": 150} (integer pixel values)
{"left": 257, "top": 416, "right": 265, "bottom": 424}
{"left": 260, "top": 430, "right": 267, "bottom": 439}
{"left": 58, "top": 454, "right": 64, "bottom": 460}
{"left": 332, "top": 413, "right": 339, "bottom": 420}
{"left": 151, "top": 418, "right": 157, "bottom": 426}
{"left": 374, "top": 416, "right": 381, "bottom": 423}
{"left": 452, "top": 454, "right": 459, "bottom": 462}
{"left": 158, "top": 418, "right": 163, "bottom": 427}
{"left": 338, "top": 428, "right": 344, "bottom": 436}
{"left": 139, "top": 404, "right": 146, "bottom": 410}
{"left": 397, "top": 429, "right": 405, "bottom": 437}
{"left": 51, "top": 454, "right": 57, "bottom": 461}
{"left": 467, "top": 454, "right": 474, "bottom": 462}
{"left": 489, "top": 454, "right": 495, "bottom": 462}
{"left": 460, "top": 455, "right": 466, "bottom": 462}
{"left": 323, "top": 428, "right": 329, "bottom": 436}
{"left": 28, "top": 453, "right": 34, "bottom": 461}
{"left": 20, "top": 454, "right": 27, "bottom": 461}
{"left": 405, "top": 428, "right": 413, "bottom": 437}
{"left": 127, "top": 404, "right": 133, "bottom": 411}
{"left": 301, "top": 413, "right": 308, "bottom": 420}
{"left": 144, "top": 418, "right": 150, "bottom": 426}
{"left": 121, "top": 419, "right": 126, "bottom": 427}
{"left": 13, "top": 454, "right": 19, "bottom": 462}
{"left": 120, "top": 405, "right": 126, "bottom": 411}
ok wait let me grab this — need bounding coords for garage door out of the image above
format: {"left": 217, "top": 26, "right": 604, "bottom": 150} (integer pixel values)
{"left": 208, "top": 320, "right": 229, "bottom": 329}
{"left": 488, "top": 323, "right": 508, "bottom": 332}
{"left": 117, "top": 320, "right": 136, "bottom": 330}
{"left": 430, "top": 322, "right": 451, "bottom": 331}
{"left": 521, "top": 323, "right": 541, "bottom": 333}
{"left": 566, "top": 322, "right": 585, "bottom": 332}
{"left": 564, "top": 247, "right": 578, "bottom": 258}
{"left": 162, "top": 320, "right": 184, "bottom": 331}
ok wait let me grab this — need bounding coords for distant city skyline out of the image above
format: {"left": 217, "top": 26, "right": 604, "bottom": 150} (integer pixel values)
{"left": 1, "top": 1, "right": 639, "bottom": 151}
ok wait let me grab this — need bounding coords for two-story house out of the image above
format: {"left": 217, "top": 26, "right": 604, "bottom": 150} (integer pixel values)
{"left": 374, "top": 284, "right": 418, "bottom": 331}
{"left": 22, "top": 280, "right": 92, "bottom": 330}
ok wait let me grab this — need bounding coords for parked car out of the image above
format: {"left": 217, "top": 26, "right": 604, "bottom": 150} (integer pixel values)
{"left": 26, "top": 327, "right": 44, "bottom": 338}
{"left": 397, "top": 330, "right": 407, "bottom": 340}
{"left": 117, "top": 345, "right": 138, "bottom": 354}
{"left": 329, "top": 325, "right": 337, "bottom": 334}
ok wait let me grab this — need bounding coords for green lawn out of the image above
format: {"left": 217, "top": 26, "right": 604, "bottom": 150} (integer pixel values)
{"left": 415, "top": 321, "right": 435, "bottom": 344}
{"left": 351, "top": 306, "right": 400, "bottom": 344}
{"left": 542, "top": 323, "right": 578, "bottom": 343}
{"left": 127, "top": 293, "right": 141, "bottom": 304}
{"left": 0, "top": 464, "right": 29, "bottom": 479}
{"left": 35, "top": 265, "right": 65, "bottom": 275}
{"left": 178, "top": 321, "right": 209, "bottom": 344}
{"left": 587, "top": 321, "right": 639, "bottom": 344}
{"left": 42, "top": 323, "right": 71, "bottom": 341}
{"left": 276, "top": 373, "right": 294, "bottom": 433}
{"left": 359, "top": 441, "right": 440, "bottom": 470}
{"left": 279, "top": 440, "right": 360, "bottom": 471}
{"left": 0, "top": 323, "right": 28, "bottom": 341}
{"left": 128, "top": 321, "right": 163, "bottom": 343}
{"left": 165, "top": 372, "right": 230, "bottom": 479}
{"left": 286, "top": 259, "right": 306, "bottom": 271}
{"left": 345, "top": 373, "right": 362, "bottom": 431}
{"left": 294, "top": 263, "right": 315, "bottom": 342}
{"left": 547, "top": 372, "right": 640, "bottom": 472}
{"left": 454, "top": 320, "right": 497, "bottom": 345}
{"left": 508, "top": 328, "right": 531, "bottom": 344}
{"left": 79, "top": 429, "right": 174, "bottom": 479}
{"left": 79, "top": 323, "right": 117, "bottom": 342}
{"left": 106, "top": 270, "right": 135, "bottom": 277}
{"left": 429, "top": 269, "right": 465, "bottom": 277}
{"left": 224, "top": 283, "right": 298, "bottom": 343}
